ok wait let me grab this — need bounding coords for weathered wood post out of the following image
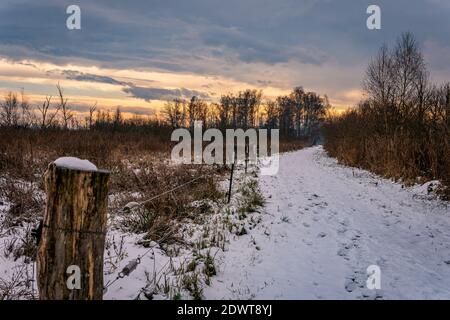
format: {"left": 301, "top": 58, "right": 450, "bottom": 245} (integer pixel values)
{"left": 37, "top": 158, "right": 110, "bottom": 300}
{"left": 244, "top": 144, "right": 249, "bottom": 174}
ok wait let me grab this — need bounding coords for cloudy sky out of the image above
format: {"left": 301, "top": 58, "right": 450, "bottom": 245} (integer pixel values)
{"left": 0, "top": 0, "right": 449, "bottom": 116}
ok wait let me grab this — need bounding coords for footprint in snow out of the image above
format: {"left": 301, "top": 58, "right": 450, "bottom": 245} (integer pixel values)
{"left": 337, "top": 226, "right": 348, "bottom": 234}
{"left": 350, "top": 234, "right": 361, "bottom": 241}
{"left": 361, "top": 291, "right": 384, "bottom": 300}
{"left": 344, "top": 279, "right": 357, "bottom": 293}
{"left": 345, "top": 270, "right": 366, "bottom": 293}
{"left": 337, "top": 243, "right": 354, "bottom": 259}
{"left": 337, "top": 248, "right": 348, "bottom": 257}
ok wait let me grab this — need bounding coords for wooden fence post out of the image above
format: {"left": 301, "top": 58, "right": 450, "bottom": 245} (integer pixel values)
{"left": 227, "top": 162, "right": 235, "bottom": 204}
{"left": 244, "top": 144, "right": 249, "bottom": 174}
{"left": 37, "top": 161, "right": 110, "bottom": 300}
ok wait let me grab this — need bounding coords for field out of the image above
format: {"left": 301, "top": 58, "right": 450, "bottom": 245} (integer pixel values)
{"left": 0, "top": 126, "right": 306, "bottom": 299}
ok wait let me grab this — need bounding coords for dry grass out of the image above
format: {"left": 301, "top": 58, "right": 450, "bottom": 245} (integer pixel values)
{"left": 116, "top": 163, "right": 224, "bottom": 246}
{"left": 0, "top": 127, "right": 228, "bottom": 250}
{"left": 0, "top": 126, "right": 306, "bottom": 256}
{"left": 0, "top": 264, "right": 35, "bottom": 300}
{"left": 0, "top": 127, "right": 171, "bottom": 182}
{"left": 322, "top": 110, "right": 450, "bottom": 199}
{"left": 323, "top": 33, "right": 450, "bottom": 200}
{"left": 279, "top": 138, "right": 310, "bottom": 153}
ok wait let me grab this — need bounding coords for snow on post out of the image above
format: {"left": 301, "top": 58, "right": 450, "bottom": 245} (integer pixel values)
{"left": 54, "top": 157, "right": 98, "bottom": 171}
{"left": 37, "top": 157, "right": 109, "bottom": 300}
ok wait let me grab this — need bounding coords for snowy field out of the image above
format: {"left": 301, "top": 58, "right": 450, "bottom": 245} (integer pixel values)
{"left": 204, "top": 146, "right": 450, "bottom": 299}
{"left": 1, "top": 146, "right": 449, "bottom": 300}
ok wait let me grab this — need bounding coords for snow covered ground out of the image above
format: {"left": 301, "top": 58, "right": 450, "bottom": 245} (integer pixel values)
{"left": 2, "top": 146, "right": 449, "bottom": 300}
{"left": 204, "top": 146, "right": 450, "bottom": 300}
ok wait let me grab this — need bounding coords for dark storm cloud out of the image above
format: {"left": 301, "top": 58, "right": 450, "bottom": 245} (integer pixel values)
{"left": 56, "top": 70, "right": 130, "bottom": 86}
{"left": 119, "top": 106, "right": 156, "bottom": 116}
{"left": 45, "top": 68, "right": 211, "bottom": 102}
{"left": 0, "top": 0, "right": 449, "bottom": 80}
{"left": 122, "top": 86, "right": 210, "bottom": 102}
{"left": 67, "top": 103, "right": 155, "bottom": 116}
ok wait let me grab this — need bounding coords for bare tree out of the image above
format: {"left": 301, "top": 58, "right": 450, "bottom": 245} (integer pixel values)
{"left": 364, "top": 44, "right": 396, "bottom": 107}
{"left": 163, "top": 99, "right": 186, "bottom": 128}
{"left": 19, "top": 89, "right": 33, "bottom": 127}
{"left": 392, "top": 32, "right": 427, "bottom": 118}
{"left": 89, "top": 102, "right": 97, "bottom": 128}
{"left": 187, "top": 96, "right": 208, "bottom": 129}
{"left": 37, "top": 96, "right": 60, "bottom": 128}
{"left": 236, "top": 89, "right": 262, "bottom": 129}
{"left": 113, "top": 106, "right": 122, "bottom": 127}
{"left": 0, "top": 92, "right": 19, "bottom": 126}
{"left": 277, "top": 95, "right": 295, "bottom": 137}
{"left": 56, "top": 84, "right": 73, "bottom": 129}
{"left": 218, "top": 94, "right": 234, "bottom": 130}
{"left": 264, "top": 100, "right": 279, "bottom": 130}
{"left": 323, "top": 32, "right": 450, "bottom": 196}
{"left": 37, "top": 96, "right": 51, "bottom": 128}
{"left": 290, "top": 87, "right": 305, "bottom": 137}
{"left": 363, "top": 33, "right": 428, "bottom": 131}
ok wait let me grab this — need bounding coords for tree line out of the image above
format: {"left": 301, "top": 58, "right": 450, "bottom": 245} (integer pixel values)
{"left": 0, "top": 85, "right": 329, "bottom": 140}
{"left": 322, "top": 32, "right": 450, "bottom": 198}
{"left": 163, "top": 87, "right": 329, "bottom": 140}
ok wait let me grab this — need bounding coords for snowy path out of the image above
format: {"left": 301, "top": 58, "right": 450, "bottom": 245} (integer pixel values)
{"left": 204, "top": 146, "right": 450, "bottom": 299}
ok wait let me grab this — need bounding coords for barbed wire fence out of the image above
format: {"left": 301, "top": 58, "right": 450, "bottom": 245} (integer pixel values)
{"left": 101, "top": 159, "right": 247, "bottom": 298}
{"left": 102, "top": 169, "right": 216, "bottom": 296}
{"left": 26, "top": 157, "right": 251, "bottom": 299}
